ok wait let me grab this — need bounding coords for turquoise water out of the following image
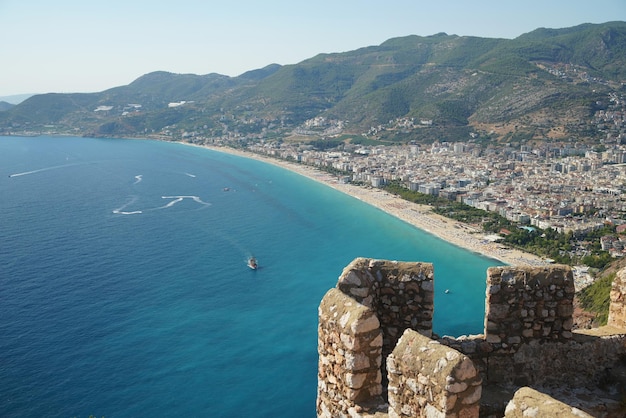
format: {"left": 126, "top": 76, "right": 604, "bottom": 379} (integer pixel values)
{"left": 0, "top": 136, "right": 500, "bottom": 417}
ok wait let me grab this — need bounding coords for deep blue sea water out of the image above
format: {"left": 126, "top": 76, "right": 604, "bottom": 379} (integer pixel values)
{"left": 0, "top": 136, "right": 501, "bottom": 417}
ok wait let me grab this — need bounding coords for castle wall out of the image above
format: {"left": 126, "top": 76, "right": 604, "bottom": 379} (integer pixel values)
{"left": 317, "top": 258, "right": 434, "bottom": 417}
{"left": 317, "top": 288, "right": 384, "bottom": 417}
{"left": 484, "top": 265, "right": 575, "bottom": 346}
{"left": 387, "top": 329, "right": 482, "bottom": 418}
{"left": 442, "top": 265, "right": 626, "bottom": 388}
{"left": 440, "top": 332, "right": 626, "bottom": 388}
{"left": 317, "top": 259, "right": 626, "bottom": 418}
{"left": 335, "top": 258, "right": 434, "bottom": 364}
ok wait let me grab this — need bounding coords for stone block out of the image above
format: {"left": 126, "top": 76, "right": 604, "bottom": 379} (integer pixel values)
{"left": 487, "top": 303, "right": 510, "bottom": 319}
{"left": 344, "top": 351, "right": 370, "bottom": 370}
{"left": 345, "top": 372, "right": 367, "bottom": 389}
{"left": 454, "top": 358, "right": 477, "bottom": 380}
{"left": 351, "top": 314, "right": 380, "bottom": 334}
{"left": 504, "top": 387, "right": 593, "bottom": 418}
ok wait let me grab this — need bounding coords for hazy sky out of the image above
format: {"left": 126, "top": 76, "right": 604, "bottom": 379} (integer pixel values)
{"left": 1, "top": 0, "right": 625, "bottom": 97}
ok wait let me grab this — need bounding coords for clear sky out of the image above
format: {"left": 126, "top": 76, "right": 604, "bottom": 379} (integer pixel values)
{"left": 1, "top": 0, "right": 625, "bottom": 97}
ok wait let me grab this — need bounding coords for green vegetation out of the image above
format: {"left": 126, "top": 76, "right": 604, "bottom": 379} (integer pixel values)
{"left": 500, "top": 227, "right": 574, "bottom": 265}
{"left": 581, "top": 253, "right": 614, "bottom": 269}
{"left": 3, "top": 22, "right": 625, "bottom": 139}
{"left": 384, "top": 182, "right": 442, "bottom": 206}
{"left": 308, "top": 138, "right": 344, "bottom": 150}
{"left": 348, "top": 136, "right": 386, "bottom": 146}
{"left": 381, "top": 88, "right": 411, "bottom": 121}
{"left": 384, "top": 181, "right": 511, "bottom": 229}
{"left": 383, "top": 181, "right": 616, "bottom": 266}
{"left": 578, "top": 272, "right": 615, "bottom": 325}
{"left": 436, "top": 100, "right": 472, "bottom": 125}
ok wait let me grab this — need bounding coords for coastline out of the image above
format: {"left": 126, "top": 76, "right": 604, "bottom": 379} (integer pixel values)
{"left": 187, "top": 143, "right": 547, "bottom": 268}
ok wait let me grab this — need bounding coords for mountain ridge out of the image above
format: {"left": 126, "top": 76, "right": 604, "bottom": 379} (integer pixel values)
{"left": 1, "top": 21, "right": 625, "bottom": 145}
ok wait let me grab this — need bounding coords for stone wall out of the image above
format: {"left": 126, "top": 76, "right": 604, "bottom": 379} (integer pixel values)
{"left": 608, "top": 268, "right": 626, "bottom": 329}
{"left": 317, "top": 259, "right": 626, "bottom": 417}
{"left": 335, "top": 258, "right": 434, "bottom": 366}
{"left": 443, "top": 265, "right": 626, "bottom": 390}
{"left": 441, "top": 331, "right": 626, "bottom": 388}
{"left": 387, "top": 329, "right": 482, "bottom": 418}
{"left": 484, "top": 265, "right": 575, "bottom": 346}
{"left": 317, "top": 288, "right": 384, "bottom": 417}
{"left": 317, "top": 258, "right": 434, "bottom": 417}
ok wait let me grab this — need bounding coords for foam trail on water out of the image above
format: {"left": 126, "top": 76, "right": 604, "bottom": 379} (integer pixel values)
{"left": 114, "top": 195, "right": 211, "bottom": 214}
{"left": 9, "top": 162, "right": 86, "bottom": 178}
{"left": 156, "top": 195, "right": 212, "bottom": 210}
{"left": 113, "top": 196, "right": 143, "bottom": 215}
{"left": 184, "top": 173, "right": 196, "bottom": 178}
{"left": 113, "top": 209, "right": 143, "bottom": 215}
{"left": 158, "top": 197, "right": 184, "bottom": 209}
{"left": 189, "top": 196, "right": 211, "bottom": 206}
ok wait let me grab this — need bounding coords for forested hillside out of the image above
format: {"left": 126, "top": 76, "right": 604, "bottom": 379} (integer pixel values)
{"left": 1, "top": 22, "right": 625, "bottom": 144}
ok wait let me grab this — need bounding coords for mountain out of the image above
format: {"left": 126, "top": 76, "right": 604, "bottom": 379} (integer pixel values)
{"left": 0, "top": 101, "right": 14, "bottom": 111}
{"left": 1, "top": 22, "right": 625, "bottom": 145}
{"left": 0, "top": 94, "right": 34, "bottom": 105}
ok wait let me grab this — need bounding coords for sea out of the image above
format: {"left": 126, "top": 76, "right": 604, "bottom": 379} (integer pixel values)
{"left": 0, "top": 136, "right": 501, "bottom": 417}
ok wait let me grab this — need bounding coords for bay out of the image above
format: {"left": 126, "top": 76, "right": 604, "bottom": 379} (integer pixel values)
{"left": 0, "top": 136, "right": 499, "bottom": 417}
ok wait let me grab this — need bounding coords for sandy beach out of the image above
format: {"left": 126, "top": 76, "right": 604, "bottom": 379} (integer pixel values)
{"left": 191, "top": 143, "right": 547, "bottom": 268}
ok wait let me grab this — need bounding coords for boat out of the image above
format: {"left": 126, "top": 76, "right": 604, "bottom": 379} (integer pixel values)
{"left": 247, "top": 257, "right": 258, "bottom": 270}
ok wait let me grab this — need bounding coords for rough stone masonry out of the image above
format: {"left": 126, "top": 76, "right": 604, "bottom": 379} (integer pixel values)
{"left": 317, "top": 258, "right": 626, "bottom": 418}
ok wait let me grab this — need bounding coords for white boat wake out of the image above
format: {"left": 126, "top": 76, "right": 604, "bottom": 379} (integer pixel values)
{"left": 113, "top": 209, "right": 143, "bottom": 215}
{"left": 156, "top": 195, "right": 212, "bottom": 210}
{"left": 113, "top": 196, "right": 143, "bottom": 215}
{"left": 8, "top": 162, "right": 86, "bottom": 178}
{"left": 113, "top": 174, "right": 211, "bottom": 215}
{"left": 113, "top": 195, "right": 211, "bottom": 215}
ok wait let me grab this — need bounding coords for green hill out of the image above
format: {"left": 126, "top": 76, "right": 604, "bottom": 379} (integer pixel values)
{"left": 1, "top": 22, "right": 625, "bottom": 143}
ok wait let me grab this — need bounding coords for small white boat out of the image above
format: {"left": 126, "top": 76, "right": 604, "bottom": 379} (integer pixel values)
{"left": 247, "top": 257, "right": 258, "bottom": 270}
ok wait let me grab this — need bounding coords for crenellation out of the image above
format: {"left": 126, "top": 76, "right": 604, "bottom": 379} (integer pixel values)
{"left": 318, "top": 259, "right": 626, "bottom": 417}
{"left": 484, "top": 265, "right": 575, "bottom": 347}
{"left": 318, "top": 287, "right": 385, "bottom": 416}
{"left": 387, "top": 329, "right": 482, "bottom": 417}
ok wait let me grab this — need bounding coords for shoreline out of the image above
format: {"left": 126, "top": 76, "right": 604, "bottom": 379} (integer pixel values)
{"left": 186, "top": 143, "right": 547, "bottom": 268}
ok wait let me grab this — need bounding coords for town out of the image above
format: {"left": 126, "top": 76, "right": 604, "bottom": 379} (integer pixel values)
{"left": 245, "top": 137, "right": 626, "bottom": 238}
{"left": 176, "top": 85, "right": 626, "bottom": 269}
